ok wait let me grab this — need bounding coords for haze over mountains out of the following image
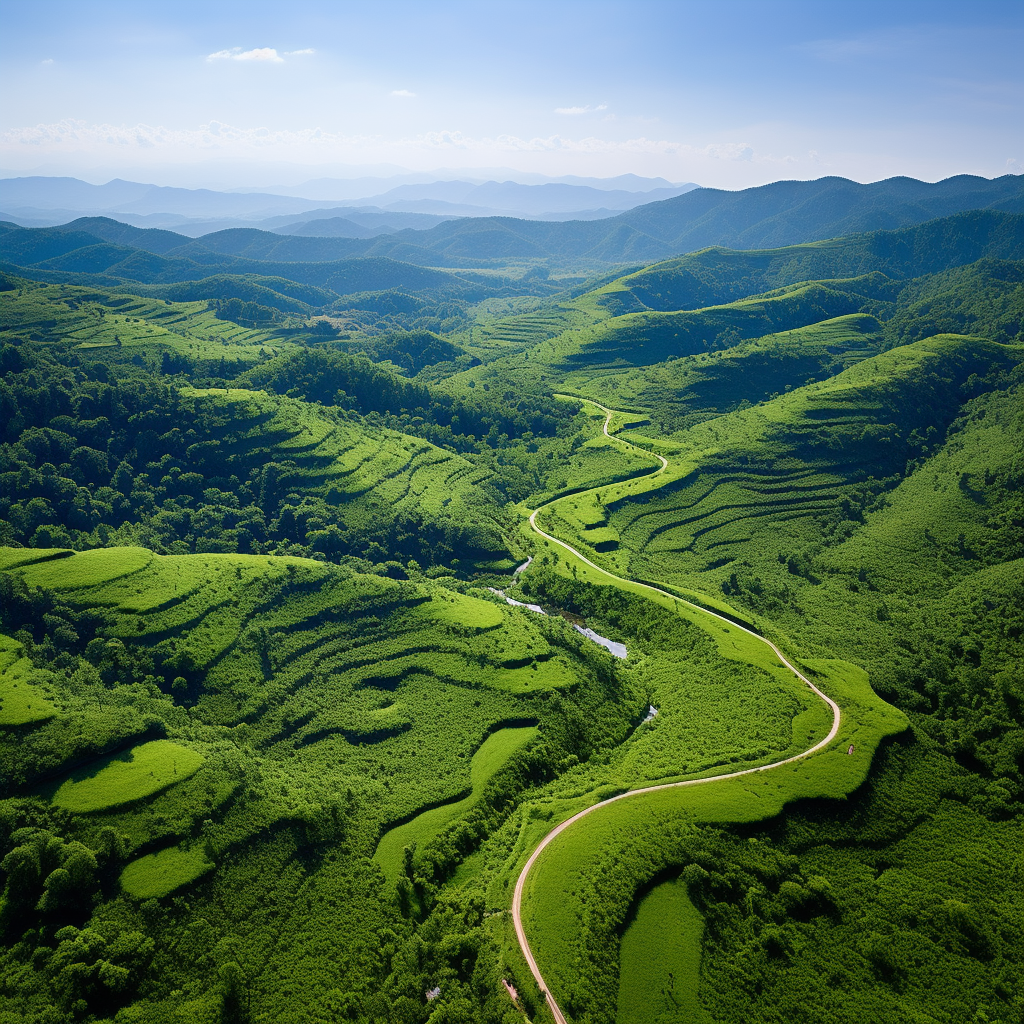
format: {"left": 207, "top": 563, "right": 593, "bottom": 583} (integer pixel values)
{"left": 0, "top": 173, "right": 699, "bottom": 235}
{"left": 2, "top": 173, "right": 1022, "bottom": 283}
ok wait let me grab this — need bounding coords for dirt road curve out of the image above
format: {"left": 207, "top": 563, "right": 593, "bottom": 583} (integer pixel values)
{"left": 511, "top": 399, "right": 841, "bottom": 1024}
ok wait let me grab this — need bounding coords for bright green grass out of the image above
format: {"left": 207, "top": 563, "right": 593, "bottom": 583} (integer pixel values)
{"left": 516, "top": 280, "right": 870, "bottom": 373}
{"left": 176, "top": 387, "right": 496, "bottom": 526}
{"left": 423, "top": 589, "right": 504, "bottom": 630}
{"left": 14, "top": 546, "right": 153, "bottom": 591}
{"left": 562, "top": 313, "right": 884, "bottom": 424}
{"left": 0, "top": 548, "right": 71, "bottom": 571}
{"left": 617, "top": 878, "right": 708, "bottom": 1024}
{"left": 0, "top": 284, "right": 293, "bottom": 364}
{"left": 0, "top": 634, "right": 57, "bottom": 726}
{"left": 120, "top": 845, "right": 214, "bottom": 899}
{"left": 818, "top": 379, "right": 1024, "bottom": 595}
{"left": 374, "top": 724, "right": 538, "bottom": 882}
{"left": 532, "top": 336, "right": 1018, "bottom": 609}
{"left": 516, "top": 659, "right": 907, "bottom": 1015}
{"left": 52, "top": 739, "right": 205, "bottom": 812}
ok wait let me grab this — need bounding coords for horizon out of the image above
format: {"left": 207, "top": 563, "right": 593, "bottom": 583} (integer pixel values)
{"left": 2, "top": 0, "right": 1022, "bottom": 190}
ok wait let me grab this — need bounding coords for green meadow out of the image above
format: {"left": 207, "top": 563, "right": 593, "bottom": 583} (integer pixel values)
{"left": 616, "top": 878, "right": 707, "bottom": 1024}
{"left": 0, "top": 634, "right": 57, "bottom": 726}
{"left": 52, "top": 740, "right": 205, "bottom": 813}
{"left": 120, "top": 845, "right": 214, "bottom": 899}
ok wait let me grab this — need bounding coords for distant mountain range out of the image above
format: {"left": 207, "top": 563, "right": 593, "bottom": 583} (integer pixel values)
{"left": 0, "top": 174, "right": 698, "bottom": 234}
{"left": 2, "top": 175, "right": 1023, "bottom": 313}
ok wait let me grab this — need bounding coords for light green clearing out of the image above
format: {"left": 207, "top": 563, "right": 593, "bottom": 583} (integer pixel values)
{"left": 423, "top": 589, "right": 503, "bottom": 629}
{"left": 13, "top": 546, "right": 154, "bottom": 591}
{"left": 617, "top": 878, "right": 708, "bottom": 1024}
{"left": 0, "top": 634, "right": 57, "bottom": 726}
{"left": 52, "top": 739, "right": 205, "bottom": 812}
{"left": 375, "top": 725, "right": 538, "bottom": 882}
{"left": 0, "top": 548, "right": 72, "bottom": 571}
{"left": 120, "top": 845, "right": 214, "bottom": 899}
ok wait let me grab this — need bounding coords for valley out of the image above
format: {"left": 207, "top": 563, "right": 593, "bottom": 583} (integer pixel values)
{"left": 0, "top": 181, "right": 1022, "bottom": 1024}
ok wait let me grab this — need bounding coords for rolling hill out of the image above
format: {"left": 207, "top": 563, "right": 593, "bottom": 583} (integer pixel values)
{"left": 1, "top": 189, "right": 1022, "bottom": 1024}
{"left": 1, "top": 173, "right": 1022, "bottom": 275}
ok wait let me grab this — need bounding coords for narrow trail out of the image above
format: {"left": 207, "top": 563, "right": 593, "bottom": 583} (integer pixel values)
{"left": 511, "top": 398, "right": 841, "bottom": 1024}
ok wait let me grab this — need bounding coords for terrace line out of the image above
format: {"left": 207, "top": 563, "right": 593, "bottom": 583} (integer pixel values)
{"left": 510, "top": 398, "right": 842, "bottom": 1024}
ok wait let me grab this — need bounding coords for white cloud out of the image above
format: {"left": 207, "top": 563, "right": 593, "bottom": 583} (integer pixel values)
{"left": 413, "top": 130, "right": 680, "bottom": 156}
{"left": 698, "top": 142, "right": 754, "bottom": 161}
{"left": 41, "top": 58, "right": 54, "bottom": 66}
{"left": 207, "top": 47, "right": 284, "bottom": 63}
{"left": 0, "top": 119, "right": 373, "bottom": 154}
{"left": 391, "top": 89, "right": 416, "bottom": 98}
{"left": 284, "top": 49, "right": 315, "bottom": 56}
{"left": 554, "top": 104, "right": 608, "bottom": 115}
{"left": 0, "top": 119, "right": 787, "bottom": 183}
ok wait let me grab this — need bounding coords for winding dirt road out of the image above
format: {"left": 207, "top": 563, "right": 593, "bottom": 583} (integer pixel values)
{"left": 511, "top": 399, "right": 841, "bottom": 1024}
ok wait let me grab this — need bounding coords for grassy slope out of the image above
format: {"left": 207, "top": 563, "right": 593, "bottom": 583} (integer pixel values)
{"left": 1, "top": 547, "right": 586, "bottom": 856}
{"left": 561, "top": 312, "right": 885, "bottom": 431}
{"left": 177, "top": 386, "right": 501, "bottom": 544}
{"left": 0, "top": 281, "right": 294, "bottom": 365}
{"left": 52, "top": 740, "right": 205, "bottom": 813}
{"left": 373, "top": 724, "right": 538, "bottom": 883}
{"left": 538, "top": 335, "right": 1019, "bottom": 602}
{"left": 517, "top": 657, "right": 903, "bottom": 1019}
{"left": 616, "top": 878, "right": 708, "bottom": 1024}
{"left": 0, "top": 634, "right": 57, "bottom": 725}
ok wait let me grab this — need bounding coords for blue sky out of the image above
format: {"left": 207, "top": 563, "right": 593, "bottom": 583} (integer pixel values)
{"left": 1, "top": 0, "right": 1021, "bottom": 187}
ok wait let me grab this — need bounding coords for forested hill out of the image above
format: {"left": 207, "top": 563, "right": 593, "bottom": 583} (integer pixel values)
{"left": 1, "top": 183, "right": 1023, "bottom": 1024}
{"left": 3, "top": 173, "right": 1023, "bottom": 271}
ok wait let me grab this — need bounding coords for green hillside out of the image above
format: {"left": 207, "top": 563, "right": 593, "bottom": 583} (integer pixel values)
{"left": 1, "top": 203, "right": 1023, "bottom": 1024}
{"left": 595, "top": 210, "right": 1024, "bottom": 313}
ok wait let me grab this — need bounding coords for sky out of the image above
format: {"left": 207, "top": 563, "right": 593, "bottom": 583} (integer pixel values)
{"left": 1, "top": 0, "right": 1022, "bottom": 190}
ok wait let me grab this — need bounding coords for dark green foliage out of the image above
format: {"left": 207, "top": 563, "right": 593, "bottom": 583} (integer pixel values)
{"left": 884, "top": 258, "right": 1024, "bottom": 347}
{"left": 600, "top": 210, "right": 1024, "bottom": 313}
{"left": 345, "top": 328, "right": 472, "bottom": 374}
{"left": 239, "top": 346, "right": 577, "bottom": 451}
{"left": 0, "top": 353, "right": 512, "bottom": 569}
{"left": 2, "top": 201, "right": 1024, "bottom": 1024}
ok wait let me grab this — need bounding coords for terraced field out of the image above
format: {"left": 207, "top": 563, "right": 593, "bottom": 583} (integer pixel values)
{"left": 508, "top": 398, "right": 906, "bottom": 1023}
{"left": 536, "top": 335, "right": 1019, "bottom": 600}
{"left": 1, "top": 546, "right": 595, "bottom": 870}
{"left": 560, "top": 312, "right": 885, "bottom": 429}
{"left": 527, "top": 279, "right": 883, "bottom": 372}
{"left": 0, "top": 282, "right": 295, "bottom": 364}
{"left": 454, "top": 305, "right": 591, "bottom": 367}
{"left": 181, "top": 386, "right": 492, "bottom": 514}
{"left": 172, "top": 385, "right": 510, "bottom": 567}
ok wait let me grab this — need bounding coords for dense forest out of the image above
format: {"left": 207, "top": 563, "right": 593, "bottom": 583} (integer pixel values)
{"left": 0, "top": 199, "right": 1022, "bottom": 1024}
